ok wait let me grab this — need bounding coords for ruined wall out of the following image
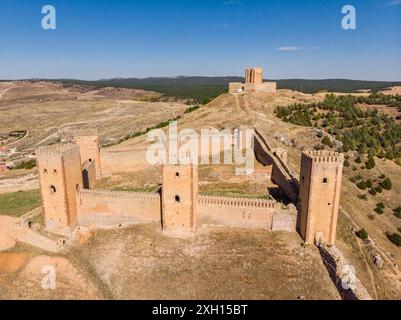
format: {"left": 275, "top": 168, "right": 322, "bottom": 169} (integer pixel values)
{"left": 198, "top": 195, "right": 296, "bottom": 231}
{"left": 77, "top": 189, "right": 161, "bottom": 227}
{"left": 229, "top": 82, "right": 243, "bottom": 93}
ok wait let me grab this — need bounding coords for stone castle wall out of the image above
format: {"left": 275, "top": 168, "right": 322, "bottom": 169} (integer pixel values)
{"left": 198, "top": 195, "right": 296, "bottom": 232}
{"left": 253, "top": 129, "right": 299, "bottom": 202}
{"left": 77, "top": 189, "right": 161, "bottom": 226}
{"left": 75, "top": 189, "right": 296, "bottom": 232}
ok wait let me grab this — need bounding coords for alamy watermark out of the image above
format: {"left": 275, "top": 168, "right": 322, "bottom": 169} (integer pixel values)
{"left": 146, "top": 121, "right": 255, "bottom": 175}
{"left": 341, "top": 5, "right": 356, "bottom": 30}
{"left": 41, "top": 264, "right": 56, "bottom": 290}
{"left": 41, "top": 5, "right": 56, "bottom": 30}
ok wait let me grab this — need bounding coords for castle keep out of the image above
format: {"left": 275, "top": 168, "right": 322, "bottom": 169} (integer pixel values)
{"left": 36, "top": 130, "right": 344, "bottom": 246}
{"left": 229, "top": 67, "right": 277, "bottom": 94}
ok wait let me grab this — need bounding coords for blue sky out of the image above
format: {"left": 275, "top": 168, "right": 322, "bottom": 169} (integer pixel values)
{"left": 0, "top": 0, "right": 400, "bottom": 80}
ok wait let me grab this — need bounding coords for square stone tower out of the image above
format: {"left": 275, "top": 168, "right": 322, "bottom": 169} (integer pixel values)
{"left": 245, "top": 67, "right": 263, "bottom": 84}
{"left": 74, "top": 129, "right": 101, "bottom": 179}
{"left": 298, "top": 150, "right": 344, "bottom": 246}
{"left": 162, "top": 164, "right": 198, "bottom": 236}
{"left": 36, "top": 144, "right": 83, "bottom": 235}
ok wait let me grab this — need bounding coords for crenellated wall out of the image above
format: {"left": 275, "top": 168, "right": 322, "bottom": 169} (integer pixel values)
{"left": 74, "top": 190, "right": 296, "bottom": 232}
{"left": 77, "top": 189, "right": 161, "bottom": 226}
{"left": 198, "top": 195, "right": 296, "bottom": 231}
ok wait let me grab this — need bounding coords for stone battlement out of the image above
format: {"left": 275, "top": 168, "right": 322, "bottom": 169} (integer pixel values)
{"left": 199, "top": 195, "right": 276, "bottom": 208}
{"left": 78, "top": 188, "right": 160, "bottom": 200}
{"left": 302, "top": 150, "right": 344, "bottom": 163}
{"left": 74, "top": 128, "right": 98, "bottom": 137}
{"left": 36, "top": 143, "right": 80, "bottom": 157}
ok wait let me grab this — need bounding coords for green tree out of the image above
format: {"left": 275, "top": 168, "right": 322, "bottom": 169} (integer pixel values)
{"left": 366, "top": 156, "right": 376, "bottom": 170}
{"left": 356, "top": 229, "right": 368, "bottom": 240}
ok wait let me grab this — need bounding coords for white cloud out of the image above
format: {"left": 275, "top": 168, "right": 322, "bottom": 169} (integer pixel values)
{"left": 276, "top": 46, "right": 303, "bottom": 51}
{"left": 386, "top": 0, "right": 401, "bottom": 6}
{"left": 275, "top": 46, "right": 324, "bottom": 52}
{"left": 224, "top": 0, "right": 243, "bottom": 5}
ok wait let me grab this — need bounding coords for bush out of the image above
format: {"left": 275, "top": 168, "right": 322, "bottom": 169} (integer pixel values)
{"left": 12, "top": 159, "right": 36, "bottom": 170}
{"left": 358, "top": 194, "right": 368, "bottom": 200}
{"left": 369, "top": 189, "right": 377, "bottom": 196}
{"left": 356, "top": 181, "right": 368, "bottom": 190}
{"left": 375, "top": 185, "right": 383, "bottom": 193}
{"left": 380, "top": 177, "right": 392, "bottom": 190}
{"left": 388, "top": 233, "right": 401, "bottom": 247}
{"left": 356, "top": 229, "right": 368, "bottom": 240}
{"left": 377, "top": 202, "right": 385, "bottom": 209}
{"left": 344, "top": 159, "right": 350, "bottom": 167}
{"left": 365, "top": 156, "right": 376, "bottom": 170}
{"left": 355, "top": 156, "right": 362, "bottom": 164}
{"left": 374, "top": 207, "right": 384, "bottom": 214}
{"left": 394, "top": 207, "right": 401, "bottom": 219}
{"left": 321, "top": 136, "right": 332, "bottom": 146}
{"left": 184, "top": 105, "right": 200, "bottom": 114}
{"left": 366, "top": 179, "right": 373, "bottom": 188}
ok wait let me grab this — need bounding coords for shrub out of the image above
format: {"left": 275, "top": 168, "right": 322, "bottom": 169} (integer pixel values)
{"left": 375, "top": 185, "right": 383, "bottom": 193}
{"left": 374, "top": 207, "right": 384, "bottom": 214}
{"left": 355, "top": 156, "right": 362, "bottom": 164}
{"left": 366, "top": 179, "right": 373, "bottom": 188}
{"left": 369, "top": 189, "right": 377, "bottom": 196}
{"left": 322, "top": 136, "right": 332, "bottom": 146}
{"left": 184, "top": 105, "right": 200, "bottom": 114}
{"left": 380, "top": 177, "right": 392, "bottom": 190}
{"left": 388, "top": 233, "right": 401, "bottom": 247}
{"left": 358, "top": 194, "right": 368, "bottom": 200}
{"left": 394, "top": 207, "right": 401, "bottom": 219}
{"left": 365, "top": 156, "right": 376, "bottom": 170}
{"left": 344, "top": 159, "right": 350, "bottom": 167}
{"left": 377, "top": 202, "right": 385, "bottom": 209}
{"left": 12, "top": 159, "right": 36, "bottom": 170}
{"left": 356, "top": 181, "right": 368, "bottom": 190}
{"left": 356, "top": 229, "right": 368, "bottom": 240}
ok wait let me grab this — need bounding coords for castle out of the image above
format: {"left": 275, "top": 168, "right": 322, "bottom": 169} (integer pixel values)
{"left": 229, "top": 67, "right": 277, "bottom": 94}
{"left": 36, "top": 129, "right": 344, "bottom": 246}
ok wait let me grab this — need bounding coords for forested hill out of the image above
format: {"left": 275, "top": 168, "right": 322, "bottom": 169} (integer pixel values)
{"left": 15, "top": 77, "right": 401, "bottom": 103}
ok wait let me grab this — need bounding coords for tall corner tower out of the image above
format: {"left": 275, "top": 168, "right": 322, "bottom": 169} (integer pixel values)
{"left": 161, "top": 164, "right": 198, "bottom": 236}
{"left": 36, "top": 143, "right": 83, "bottom": 235}
{"left": 245, "top": 67, "right": 252, "bottom": 83}
{"left": 74, "top": 129, "right": 101, "bottom": 179}
{"left": 298, "top": 150, "right": 344, "bottom": 246}
{"left": 253, "top": 67, "right": 263, "bottom": 84}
